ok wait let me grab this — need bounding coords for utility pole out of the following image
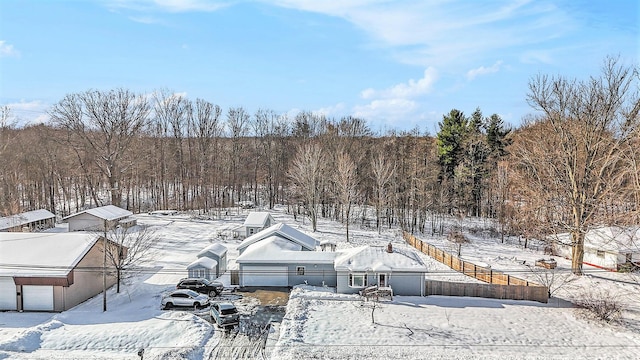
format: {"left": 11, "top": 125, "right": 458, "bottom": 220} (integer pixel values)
{"left": 103, "top": 218, "right": 107, "bottom": 312}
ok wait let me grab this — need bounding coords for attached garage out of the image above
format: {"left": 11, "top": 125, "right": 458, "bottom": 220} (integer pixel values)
{"left": 0, "top": 276, "right": 17, "bottom": 310}
{"left": 22, "top": 285, "right": 54, "bottom": 311}
{"left": 241, "top": 266, "right": 288, "bottom": 287}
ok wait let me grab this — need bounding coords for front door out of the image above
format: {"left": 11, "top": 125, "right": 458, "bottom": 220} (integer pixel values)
{"left": 378, "top": 274, "right": 387, "bottom": 287}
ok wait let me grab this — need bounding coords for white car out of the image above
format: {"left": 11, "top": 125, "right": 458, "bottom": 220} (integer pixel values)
{"left": 162, "top": 289, "right": 210, "bottom": 309}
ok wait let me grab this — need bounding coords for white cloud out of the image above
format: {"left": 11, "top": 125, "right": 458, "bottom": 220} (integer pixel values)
{"left": 0, "top": 40, "right": 20, "bottom": 58}
{"left": 466, "top": 60, "right": 503, "bottom": 80}
{"left": 313, "top": 103, "right": 346, "bottom": 118}
{"left": 128, "top": 15, "right": 162, "bottom": 24}
{"left": 265, "top": 0, "right": 572, "bottom": 68}
{"left": 361, "top": 67, "right": 437, "bottom": 100}
{"left": 4, "top": 100, "right": 50, "bottom": 126}
{"left": 108, "top": 0, "right": 231, "bottom": 13}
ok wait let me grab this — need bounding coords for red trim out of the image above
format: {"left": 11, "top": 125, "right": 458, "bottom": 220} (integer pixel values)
{"left": 582, "top": 261, "right": 617, "bottom": 272}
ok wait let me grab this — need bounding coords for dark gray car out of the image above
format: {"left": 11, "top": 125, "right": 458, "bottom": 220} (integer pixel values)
{"left": 176, "top": 278, "right": 224, "bottom": 297}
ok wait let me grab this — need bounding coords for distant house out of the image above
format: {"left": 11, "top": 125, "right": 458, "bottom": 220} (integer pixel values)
{"left": 187, "top": 243, "right": 228, "bottom": 280}
{"left": 553, "top": 227, "right": 640, "bottom": 271}
{"left": 233, "top": 212, "right": 275, "bottom": 239}
{"left": 63, "top": 205, "right": 136, "bottom": 232}
{"left": 0, "top": 232, "right": 122, "bottom": 312}
{"left": 235, "top": 223, "right": 427, "bottom": 295}
{"left": 0, "top": 209, "right": 56, "bottom": 232}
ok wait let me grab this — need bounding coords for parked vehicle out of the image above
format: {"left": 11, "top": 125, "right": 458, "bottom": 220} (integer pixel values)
{"left": 210, "top": 302, "right": 240, "bottom": 327}
{"left": 162, "top": 289, "right": 210, "bottom": 309}
{"left": 176, "top": 278, "right": 224, "bottom": 297}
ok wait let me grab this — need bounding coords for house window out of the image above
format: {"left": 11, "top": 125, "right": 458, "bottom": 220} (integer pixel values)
{"left": 296, "top": 266, "right": 305, "bottom": 276}
{"left": 349, "top": 273, "right": 368, "bottom": 288}
{"left": 596, "top": 250, "right": 605, "bottom": 258}
{"left": 249, "top": 228, "right": 255, "bottom": 235}
{"left": 192, "top": 269, "right": 206, "bottom": 278}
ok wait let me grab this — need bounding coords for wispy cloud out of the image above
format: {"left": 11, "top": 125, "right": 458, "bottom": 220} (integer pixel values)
{"left": 466, "top": 61, "right": 503, "bottom": 80}
{"left": 0, "top": 40, "right": 20, "bottom": 58}
{"left": 108, "top": 0, "right": 232, "bottom": 13}
{"left": 266, "top": 0, "right": 572, "bottom": 68}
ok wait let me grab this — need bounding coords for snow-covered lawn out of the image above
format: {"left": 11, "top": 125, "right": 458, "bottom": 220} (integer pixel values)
{"left": 272, "top": 286, "right": 639, "bottom": 359}
{"left": 1, "top": 206, "right": 639, "bottom": 359}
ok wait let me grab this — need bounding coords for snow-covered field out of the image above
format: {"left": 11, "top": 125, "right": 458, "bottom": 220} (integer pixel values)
{"left": 1, "top": 206, "right": 639, "bottom": 359}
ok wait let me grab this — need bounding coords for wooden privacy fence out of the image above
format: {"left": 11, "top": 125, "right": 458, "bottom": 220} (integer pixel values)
{"left": 403, "top": 232, "right": 549, "bottom": 303}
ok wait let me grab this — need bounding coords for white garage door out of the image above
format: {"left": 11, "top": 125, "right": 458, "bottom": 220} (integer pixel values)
{"left": 0, "top": 277, "right": 17, "bottom": 310}
{"left": 22, "top": 285, "right": 54, "bottom": 311}
{"left": 242, "top": 266, "right": 288, "bottom": 287}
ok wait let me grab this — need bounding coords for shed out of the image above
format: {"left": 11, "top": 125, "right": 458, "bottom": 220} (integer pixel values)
{"left": 196, "top": 243, "right": 228, "bottom": 277}
{"left": 0, "top": 232, "right": 121, "bottom": 312}
{"left": 187, "top": 257, "right": 219, "bottom": 281}
{"left": 233, "top": 212, "right": 275, "bottom": 239}
{"left": 63, "top": 205, "right": 135, "bottom": 232}
{"left": 0, "top": 209, "right": 56, "bottom": 232}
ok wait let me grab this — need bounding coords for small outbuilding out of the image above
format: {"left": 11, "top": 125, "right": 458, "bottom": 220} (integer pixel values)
{"left": 63, "top": 205, "right": 135, "bottom": 232}
{"left": 233, "top": 212, "right": 275, "bottom": 239}
{"left": 0, "top": 232, "right": 122, "bottom": 312}
{"left": 0, "top": 209, "right": 56, "bottom": 232}
{"left": 188, "top": 243, "right": 228, "bottom": 279}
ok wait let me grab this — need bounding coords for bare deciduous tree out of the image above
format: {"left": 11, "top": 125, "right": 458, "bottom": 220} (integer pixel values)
{"left": 514, "top": 56, "right": 640, "bottom": 275}
{"left": 371, "top": 151, "right": 395, "bottom": 234}
{"left": 288, "top": 143, "right": 325, "bottom": 231}
{"left": 334, "top": 151, "right": 359, "bottom": 242}
{"left": 50, "top": 89, "right": 150, "bottom": 206}
{"left": 105, "top": 225, "right": 158, "bottom": 293}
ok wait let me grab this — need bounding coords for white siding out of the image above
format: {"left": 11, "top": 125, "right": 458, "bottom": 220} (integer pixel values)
{"left": 0, "top": 277, "right": 17, "bottom": 310}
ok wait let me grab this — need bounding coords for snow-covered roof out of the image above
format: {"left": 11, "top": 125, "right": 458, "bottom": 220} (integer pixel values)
{"left": 0, "top": 209, "right": 55, "bottom": 230}
{"left": 237, "top": 236, "right": 337, "bottom": 264}
{"left": 237, "top": 223, "right": 319, "bottom": 252}
{"left": 334, "top": 246, "right": 427, "bottom": 272}
{"left": 553, "top": 226, "right": 640, "bottom": 253}
{"left": 0, "top": 232, "right": 99, "bottom": 277}
{"left": 197, "top": 243, "right": 228, "bottom": 258}
{"left": 187, "top": 257, "right": 218, "bottom": 270}
{"left": 242, "top": 212, "right": 273, "bottom": 227}
{"left": 63, "top": 205, "right": 133, "bottom": 221}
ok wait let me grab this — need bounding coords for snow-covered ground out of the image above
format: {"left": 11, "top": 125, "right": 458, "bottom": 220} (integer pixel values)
{"left": 1, "top": 206, "right": 639, "bottom": 359}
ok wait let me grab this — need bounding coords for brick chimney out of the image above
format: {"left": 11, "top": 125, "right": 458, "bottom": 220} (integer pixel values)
{"left": 386, "top": 242, "right": 393, "bottom": 253}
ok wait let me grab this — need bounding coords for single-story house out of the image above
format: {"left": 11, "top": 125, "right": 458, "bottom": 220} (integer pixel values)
{"left": 237, "top": 222, "right": 318, "bottom": 254}
{"left": 552, "top": 226, "right": 640, "bottom": 271}
{"left": 233, "top": 212, "right": 275, "bottom": 239}
{"left": 334, "top": 244, "right": 427, "bottom": 296}
{"left": 63, "top": 205, "right": 136, "bottom": 232}
{"left": 0, "top": 232, "right": 121, "bottom": 312}
{"left": 235, "top": 225, "right": 427, "bottom": 295}
{"left": 187, "top": 243, "right": 228, "bottom": 280}
{"left": 0, "top": 209, "right": 56, "bottom": 232}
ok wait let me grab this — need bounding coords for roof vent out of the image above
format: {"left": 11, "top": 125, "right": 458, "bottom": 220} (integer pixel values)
{"left": 387, "top": 242, "right": 393, "bottom": 253}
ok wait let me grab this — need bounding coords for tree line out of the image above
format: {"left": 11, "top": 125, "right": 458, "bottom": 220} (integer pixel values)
{"left": 1, "top": 56, "right": 638, "bottom": 275}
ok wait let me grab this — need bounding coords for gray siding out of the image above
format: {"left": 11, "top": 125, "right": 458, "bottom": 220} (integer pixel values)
{"left": 336, "top": 270, "right": 424, "bottom": 296}
{"left": 286, "top": 263, "right": 336, "bottom": 287}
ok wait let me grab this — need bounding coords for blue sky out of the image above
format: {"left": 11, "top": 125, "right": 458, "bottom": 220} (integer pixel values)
{"left": 1, "top": 0, "right": 638, "bottom": 134}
